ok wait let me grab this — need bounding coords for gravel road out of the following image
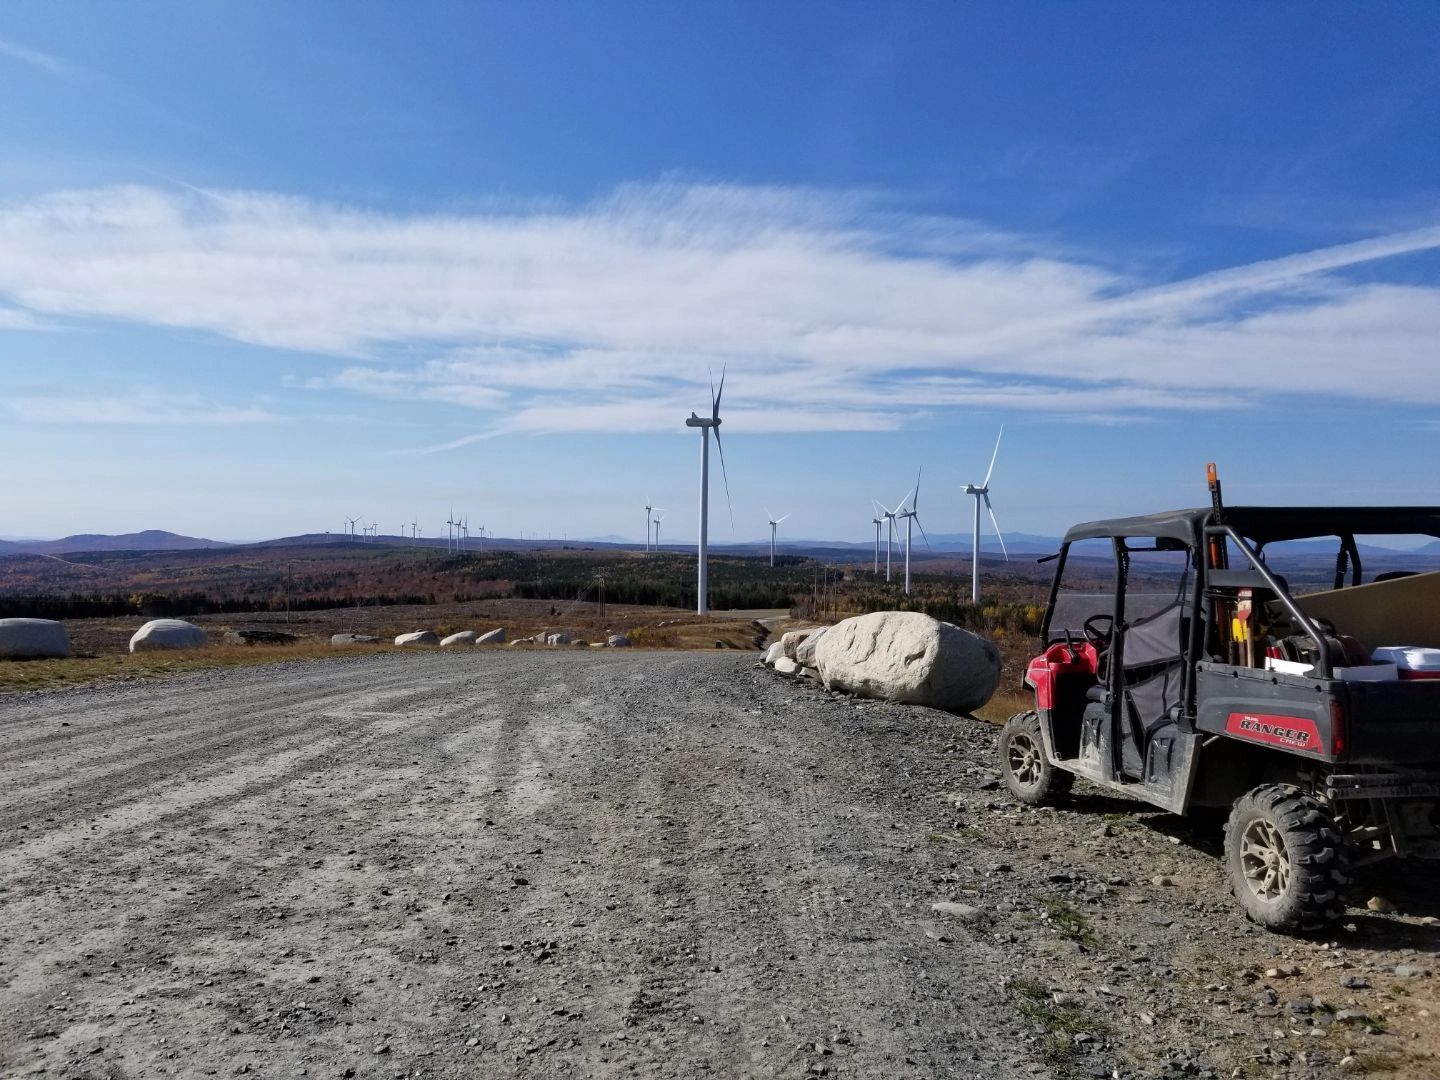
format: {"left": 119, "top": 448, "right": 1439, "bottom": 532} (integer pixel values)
{"left": 2, "top": 652, "right": 1437, "bottom": 1080}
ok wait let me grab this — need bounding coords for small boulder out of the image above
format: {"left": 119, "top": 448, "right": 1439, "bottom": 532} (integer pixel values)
{"left": 607, "top": 634, "right": 632, "bottom": 648}
{"left": 763, "top": 641, "right": 786, "bottom": 666}
{"left": 440, "top": 631, "right": 478, "bottom": 647}
{"left": 778, "top": 629, "right": 813, "bottom": 661}
{"left": 331, "top": 633, "right": 379, "bottom": 646}
{"left": 545, "top": 632, "right": 571, "bottom": 646}
{"left": 773, "top": 656, "right": 802, "bottom": 675}
{"left": 0, "top": 618, "right": 70, "bottom": 659}
{"left": 130, "top": 619, "right": 207, "bottom": 653}
{"left": 814, "top": 611, "right": 1001, "bottom": 713}
{"left": 795, "top": 626, "right": 830, "bottom": 668}
{"left": 475, "top": 628, "right": 506, "bottom": 645}
{"left": 395, "top": 630, "right": 440, "bottom": 647}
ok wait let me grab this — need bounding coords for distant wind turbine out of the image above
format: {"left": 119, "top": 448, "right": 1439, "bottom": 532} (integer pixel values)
{"left": 766, "top": 509, "right": 791, "bottom": 568}
{"left": 963, "top": 427, "right": 1010, "bottom": 604}
{"left": 644, "top": 500, "right": 654, "bottom": 552}
{"left": 896, "top": 468, "right": 931, "bottom": 595}
{"left": 652, "top": 511, "right": 665, "bottom": 550}
{"left": 684, "top": 367, "right": 732, "bottom": 616}
{"left": 870, "top": 512, "right": 883, "bottom": 575}
{"left": 872, "top": 497, "right": 904, "bottom": 583}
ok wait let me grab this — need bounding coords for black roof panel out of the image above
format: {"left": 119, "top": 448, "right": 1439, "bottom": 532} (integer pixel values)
{"left": 1062, "top": 507, "right": 1440, "bottom": 546}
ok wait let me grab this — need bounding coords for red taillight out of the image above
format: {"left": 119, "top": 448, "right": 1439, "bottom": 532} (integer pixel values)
{"left": 1330, "top": 699, "right": 1347, "bottom": 758}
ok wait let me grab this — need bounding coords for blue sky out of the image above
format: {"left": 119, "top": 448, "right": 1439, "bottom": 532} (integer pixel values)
{"left": 2, "top": 2, "right": 1439, "bottom": 544}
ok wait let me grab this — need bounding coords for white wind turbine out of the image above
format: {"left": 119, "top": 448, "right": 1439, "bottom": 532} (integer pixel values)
{"left": 344, "top": 516, "right": 359, "bottom": 540}
{"left": 643, "top": 500, "right": 654, "bottom": 552}
{"left": 963, "top": 426, "right": 1010, "bottom": 604}
{"left": 872, "top": 497, "right": 905, "bottom": 582}
{"left": 652, "top": 511, "right": 666, "bottom": 550}
{"left": 896, "top": 468, "right": 931, "bottom": 595}
{"left": 766, "top": 509, "right": 791, "bottom": 568}
{"left": 684, "top": 368, "right": 732, "bottom": 615}
{"left": 870, "top": 512, "right": 883, "bottom": 575}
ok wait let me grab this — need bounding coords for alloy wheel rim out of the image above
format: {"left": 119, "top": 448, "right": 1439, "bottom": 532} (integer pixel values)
{"left": 1008, "top": 732, "right": 1042, "bottom": 788}
{"left": 1239, "top": 818, "right": 1292, "bottom": 903}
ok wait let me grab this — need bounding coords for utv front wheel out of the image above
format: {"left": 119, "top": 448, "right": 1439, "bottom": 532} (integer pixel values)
{"left": 1224, "top": 785, "right": 1348, "bottom": 933}
{"left": 998, "top": 711, "right": 1073, "bottom": 805}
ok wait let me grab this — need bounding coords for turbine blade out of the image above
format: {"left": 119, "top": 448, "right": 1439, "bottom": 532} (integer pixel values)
{"left": 983, "top": 493, "right": 1010, "bottom": 562}
{"left": 914, "top": 513, "right": 932, "bottom": 551}
{"left": 713, "top": 363, "right": 726, "bottom": 420}
{"left": 713, "top": 426, "right": 734, "bottom": 529}
{"left": 982, "top": 425, "right": 1004, "bottom": 488}
{"left": 776, "top": 513, "right": 791, "bottom": 524}
{"left": 896, "top": 487, "right": 914, "bottom": 514}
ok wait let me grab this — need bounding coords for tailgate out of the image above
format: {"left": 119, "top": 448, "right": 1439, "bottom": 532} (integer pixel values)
{"left": 1341, "top": 679, "right": 1440, "bottom": 765}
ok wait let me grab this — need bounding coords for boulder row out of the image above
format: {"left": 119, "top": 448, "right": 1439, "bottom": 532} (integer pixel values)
{"left": 814, "top": 611, "right": 1001, "bottom": 713}
{"left": 130, "top": 619, "right": 208, "bottom": 653}
{"left": 0, "top": 618, "right": 70, "bottom": 659}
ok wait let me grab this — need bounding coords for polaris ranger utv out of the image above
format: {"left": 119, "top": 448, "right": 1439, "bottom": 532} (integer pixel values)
{"left": 998, "top": 469, "right": 1440, "bottom": 932}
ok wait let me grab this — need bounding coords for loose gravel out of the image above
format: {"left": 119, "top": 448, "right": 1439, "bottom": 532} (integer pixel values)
{"left": 2, "top": 651, "right": 1437, "bottom": 1079}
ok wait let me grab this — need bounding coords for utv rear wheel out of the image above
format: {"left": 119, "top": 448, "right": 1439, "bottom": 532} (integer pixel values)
{"left": 1224, "top": 785, "right": 1348, "bottom": 934}
{"left": 999, "top": 712, "right": 1073, "bottom": 805}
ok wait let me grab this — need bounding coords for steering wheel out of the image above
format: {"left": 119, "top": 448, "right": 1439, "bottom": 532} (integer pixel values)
{"left": 1083, "top": 614, "right": 1115, "bottom": 653}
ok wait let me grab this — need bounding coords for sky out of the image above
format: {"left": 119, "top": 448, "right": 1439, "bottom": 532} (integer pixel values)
{"left": 2, "top": 2, "right": 1440, "bottom": 545}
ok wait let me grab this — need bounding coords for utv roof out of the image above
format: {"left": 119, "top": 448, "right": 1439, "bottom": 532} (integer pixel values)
{"left": 1062, "top": 507, "right": 1440, "bottom": 547}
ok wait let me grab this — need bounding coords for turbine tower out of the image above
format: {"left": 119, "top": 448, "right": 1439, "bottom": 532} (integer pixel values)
{"left": 896, "top": 469, "right": 931, "bottom": 595}
{"left": 766, "top": 510, "right": 790, "bottom": 568}
{"left": 684, "top": 368, "right": 731, "bottom": 616}
{"left": 644, "top": 501, "right": 654, "bottom": 552}
{"left": 652, "top": 512, "right": 665, "bottom": 550}
{"left": 870, "top": 513, "right": 883, "bottom": 575}
{"left": 963, "top": 426, "right": 1010, "bottom": 604}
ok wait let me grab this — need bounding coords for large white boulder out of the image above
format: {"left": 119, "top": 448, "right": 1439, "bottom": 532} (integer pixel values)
{"left": 130, "top": 619, "right": 208, "bottom": 653}
{"left": 395, "top": 630, "right": 440, "bottom": 647}
{"left": 0, "top": 618, "right": 70, "bottom": 659}
{"left": 475, "top": 627, "right": 506, "bottom": 645}
{"left": 545, "top": 632, "right": 571, "bottom": 646}
{"left": 331, "top": 633, "right": 379, "bottom": 646}
{"left": 607, "top": 634, "right": 632, "bottom": 647}
{"left": 814, "top": 611, "right": 1001, "bottom": 713}
{"left": 441, "top": 630, "right": 478, "bottom": 647}
{"left": 794, "top": 626, "right": 830, "bottom": 668}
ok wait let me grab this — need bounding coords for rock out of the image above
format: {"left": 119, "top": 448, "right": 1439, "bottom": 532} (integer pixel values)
{"left": 224, "top": 629, "right": 298, "bottom": 646}
{"left": 545, "top": 633, "right": 571, "bottom": 646}
{"left": 763, "top": 641, "right": 787, "bottom": 666}
{"left": 778, "top": 628, "right": 821, "bottom": 662}
{"left": 395, "top": 631, "right": 440, "bottom": 647}
{"left": 1394, "top": 964, "right": 1427, "bottom": 978}
{"left": 475, "top": 627, "right": 506, "bottom": 645}
{"left": 606, "top": 634, "right": 632, "bottom": 648}
{"left": 1341, "top": 976, "right": 1370, "bottom": 990}
{"left": 1334, "top": 1008, "right": 1369, "bottom": 1024}
{"left": 590, "top": 641, "right": 607, "bottom": 648}
{"left": 1152, "top": 875, "right": 1176, "bottom": 887}
{"left": 330, "top": 633, "right": 379, "bottom": 646}
{"left": 814, "top": 611, "right": 1001, "bottom": 712}
{"left": 800, "top": 666, "right": 818, "bottom": 679}
{"left": 130, "top": 619, "right": 207, "bottom": 653}
{"left": 773, "top": 656, "right": 802, "bottom": 676}
{"left": 931, "top": 901, "right": 985, "bottom": 921}
{"left": 441, "top": 630, "right": 478, "bottom": 647}
{"left": 0, "top": 618, "right": 70, "bottom": 659}
{"left": 794, "top": 626, "right": 830, "bottom": 668}
{"left": 1366, "top": 895, "right": 1398, "bottom": 914}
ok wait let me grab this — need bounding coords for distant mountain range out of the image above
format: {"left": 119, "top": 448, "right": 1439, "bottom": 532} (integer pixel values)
{"left": 0, "top": 530, "right": 230, "bottom": 555}
{"left": 3, "top": 529, "right": 1438, "bottom": 561}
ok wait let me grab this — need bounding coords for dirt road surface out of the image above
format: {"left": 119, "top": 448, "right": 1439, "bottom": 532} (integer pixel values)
{"left": 2, "top": 652, "right": 1437, "bottom": 1080}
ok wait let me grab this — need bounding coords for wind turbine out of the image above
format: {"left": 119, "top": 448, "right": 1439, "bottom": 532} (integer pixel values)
{"left": 345, "top": 516, "right": 359, "bottom": 540}
{"left": 684, "top": 368, "right": 731, "bottom": 615}
{"left": 410, "top": 518, "right": 419, "bottom": 545}
{"left": 896, "top": 469, "right": 931, "bottom": 595}
{"left": 872, "top": 495, "right": 906, "bottom": 583}
{"left": 766, "top": 509, "right": 790, "bottom": 568}
{"left": 644, "top": 501, "right": 654, "bottom": 552}
{"left": 871, "top": 513, "right": 884, "bottom": 575}
{"left": 652, "top": 511, "right": 665, "bottom": 550}
{"left": 963, "top": 426, "right": 1010, "bottom": 604}
{"left": 445, "top": 507, "right": 456, "bottom": 553}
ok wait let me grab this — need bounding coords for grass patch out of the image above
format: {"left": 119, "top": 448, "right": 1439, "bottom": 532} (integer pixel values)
{"left": 1008, "top": 976, "right": 1110, "bottom": 1077}
{"left": 0, "top": 641, "right": 391, "bottom": 694}
{"left": 1037, "top": 896, "right": 1099, "bottom": 946}
{"left": 974, "top": 689, "right": 1034, "bottom": 725}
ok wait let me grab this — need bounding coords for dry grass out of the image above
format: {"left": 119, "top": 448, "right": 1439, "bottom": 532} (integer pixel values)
{"left": 975, "top": 688, "right": 1033, "bottom": 725}
{"left": 0, "top": 641, "right": 393, "bottom": 694}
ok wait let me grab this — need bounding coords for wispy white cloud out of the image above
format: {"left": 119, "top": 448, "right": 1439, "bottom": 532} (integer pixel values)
{"left": 0, "top": 37, "right": 72, "bottom": 78}
{"left": 0, "top": 181, "right": 1438, "bottom": 441}
{"left": 6, "top": 392, "right": 279, "bottom": 426}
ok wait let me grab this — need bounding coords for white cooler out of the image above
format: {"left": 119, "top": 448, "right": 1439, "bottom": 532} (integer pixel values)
{"left": 1372, "top": 646, "right": 1440, "bottom": 681}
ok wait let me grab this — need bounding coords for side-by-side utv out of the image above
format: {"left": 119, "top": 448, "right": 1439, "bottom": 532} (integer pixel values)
{"left": 998, "top": 473, "right": 1440, "bottom": 932}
